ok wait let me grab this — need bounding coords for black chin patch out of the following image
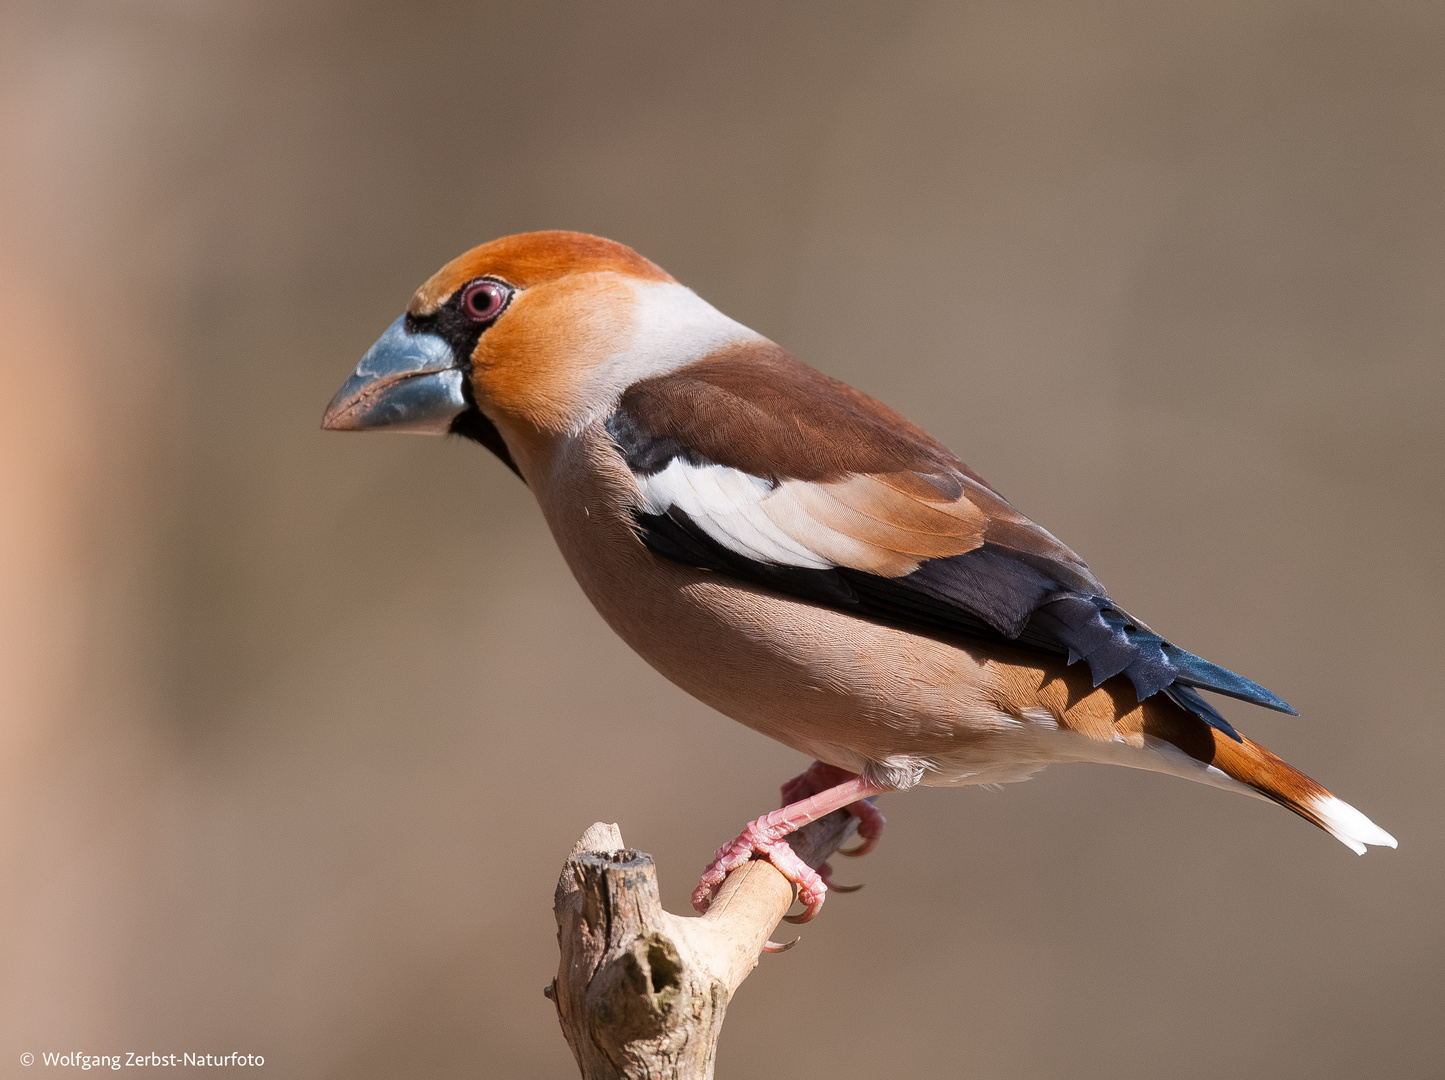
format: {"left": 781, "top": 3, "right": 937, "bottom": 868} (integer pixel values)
{"left": 450, "top": 407, "right": 525, "bottom": 483}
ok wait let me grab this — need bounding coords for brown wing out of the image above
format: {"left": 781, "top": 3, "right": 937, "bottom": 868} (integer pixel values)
{"left": 610, "top": 342, "right": 1102, "bottom": 609}
{"left": 605, "top": 341, "right": 1293, "bottom": 730}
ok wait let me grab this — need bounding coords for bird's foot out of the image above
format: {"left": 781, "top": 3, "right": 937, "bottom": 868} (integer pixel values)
{"left": 692, "top": 766, "right": 888, "bottom": 920}
{"left": 691, "top": 818, "right": 828, "bottom": 920}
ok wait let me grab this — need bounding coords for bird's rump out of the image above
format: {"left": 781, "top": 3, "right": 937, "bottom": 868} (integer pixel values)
{"left": 605, "top": 340, "right": 1293, "bottom": 738}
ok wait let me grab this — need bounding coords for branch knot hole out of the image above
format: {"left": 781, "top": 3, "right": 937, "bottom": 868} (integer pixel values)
{"left": 643, "top": 933, "right": 682, "bottom": 1009}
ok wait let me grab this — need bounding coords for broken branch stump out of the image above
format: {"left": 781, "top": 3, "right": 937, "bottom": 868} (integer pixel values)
{"left": 549, "top": 810, "right": 863, "bottom": 1080}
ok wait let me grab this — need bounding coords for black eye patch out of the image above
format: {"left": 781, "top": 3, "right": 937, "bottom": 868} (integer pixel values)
{"left": 405, "top": 278, "right": 512, "bottom": 366}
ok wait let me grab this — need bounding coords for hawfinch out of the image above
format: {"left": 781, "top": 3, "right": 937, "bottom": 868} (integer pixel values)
{"left": 323, "top": 231, "right": 1395, "bottom": 921}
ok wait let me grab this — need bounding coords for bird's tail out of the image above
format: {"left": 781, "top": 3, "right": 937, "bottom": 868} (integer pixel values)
{"left": 1195, "top": 726, "right": 1397, "bottom": 854}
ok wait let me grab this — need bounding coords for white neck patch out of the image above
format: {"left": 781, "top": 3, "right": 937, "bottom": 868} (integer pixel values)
{"left": 571, "top": 280, "right": 764, "bottom": 433}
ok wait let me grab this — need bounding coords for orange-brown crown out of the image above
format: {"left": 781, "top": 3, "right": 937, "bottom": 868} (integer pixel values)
{"left": 408, "top": 230, "right": 673, "bottom": 316}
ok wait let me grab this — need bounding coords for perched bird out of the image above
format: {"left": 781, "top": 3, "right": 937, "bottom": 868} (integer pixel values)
{"left": 323, "top": 230, "right": 1396, "bottom": 922}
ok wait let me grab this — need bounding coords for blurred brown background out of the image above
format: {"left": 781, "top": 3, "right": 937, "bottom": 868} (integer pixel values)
{"left": 1, "top": 2, "right": 1441, "bottom": 1077}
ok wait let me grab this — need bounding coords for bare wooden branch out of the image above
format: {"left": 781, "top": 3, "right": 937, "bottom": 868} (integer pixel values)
{"left": 549, "top": 810, "right": 863, "bottom": 1080}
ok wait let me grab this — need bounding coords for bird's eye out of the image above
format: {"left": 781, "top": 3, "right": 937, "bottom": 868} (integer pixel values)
{"left": 461, "top": 279, "right": 511, "bottom": 323}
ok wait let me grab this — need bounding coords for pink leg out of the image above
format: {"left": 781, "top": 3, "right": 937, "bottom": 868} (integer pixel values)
{"left": 691, "top": 765, "right": 889, "bottom": 921}
{"left": 781, "top": 762, "right": 888, "bottom": 858}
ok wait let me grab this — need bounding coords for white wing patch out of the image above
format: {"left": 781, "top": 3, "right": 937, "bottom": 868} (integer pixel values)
{"left": 632, "top": 458, "right": 927, "bottom": 575}
{"left": 636, "top": 459, "right": 833, "bottom": 568}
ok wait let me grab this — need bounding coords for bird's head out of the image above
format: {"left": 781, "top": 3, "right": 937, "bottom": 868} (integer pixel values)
{"left": 322, "top": 230, "right": 760, "bottom": 478}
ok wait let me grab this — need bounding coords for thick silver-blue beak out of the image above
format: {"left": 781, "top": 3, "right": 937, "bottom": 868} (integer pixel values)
{"left": 322, "top": 316, "right": 467, "bottom": 434}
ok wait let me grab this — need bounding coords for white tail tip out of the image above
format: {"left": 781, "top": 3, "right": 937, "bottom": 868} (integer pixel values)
{"left": 1308, "top": 794, "right": 1398, "bottom": 854}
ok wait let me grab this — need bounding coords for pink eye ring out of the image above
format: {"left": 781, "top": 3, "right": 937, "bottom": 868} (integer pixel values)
{"left": 460, "top": 279, "right": 511, "bottom": 323}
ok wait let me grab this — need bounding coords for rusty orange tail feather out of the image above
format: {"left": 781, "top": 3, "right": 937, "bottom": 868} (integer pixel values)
{"left": 1129, "top": 696, "right": 1398, "bottom": 854}
{"left": 1204, "top": 728, "right": 1396, "bottom": 853}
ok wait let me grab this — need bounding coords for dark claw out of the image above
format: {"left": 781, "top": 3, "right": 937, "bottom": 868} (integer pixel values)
{"left": 763, "top": 936, "right": 801, "bottom": 953}
{"left": 838, "top": 835, "right": 878, "bottom": 858}
{"left": 816, "top": 860, "right": 863, "bottom": 893}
